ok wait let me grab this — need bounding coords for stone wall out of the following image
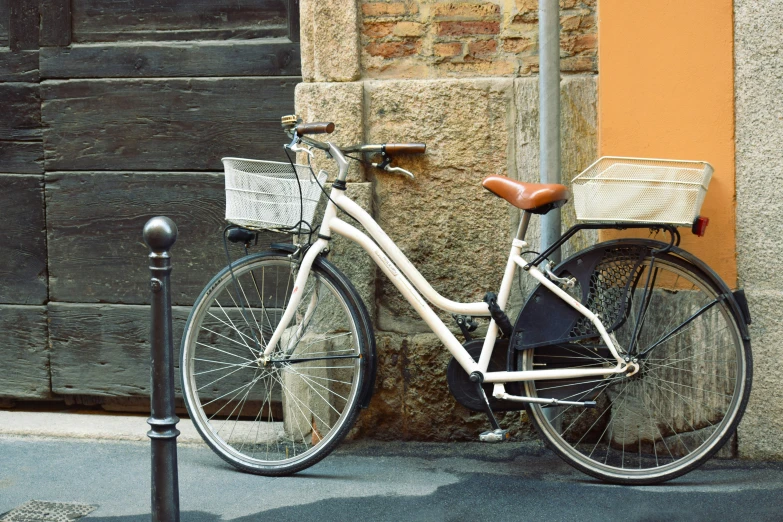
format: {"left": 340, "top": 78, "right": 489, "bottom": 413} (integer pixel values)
{"left": 297, "top": 0, "right": 597, "bottom": 441}
{"left": 734, "top": 0, "right": 783, "bottom": 459}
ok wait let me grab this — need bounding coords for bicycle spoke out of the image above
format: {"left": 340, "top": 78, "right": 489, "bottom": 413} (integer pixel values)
{"left": 195, "top": 341, "right": 255, "bottom": 363}
{"left": 196, "top": 364, "right": 254, "bottom": 392}
{"left": 524, "top": 247, "right": 748, "bottom": 483}
{"left": 639, "top": 297, "right": 723, "bottom": 357}
{"left": 181, "top": 253, "right": 367, "bottom": 474}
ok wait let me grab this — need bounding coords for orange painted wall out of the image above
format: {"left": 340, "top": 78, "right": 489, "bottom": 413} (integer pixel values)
{"left": 598, "top": 0, "right": 736, "bottom": 286}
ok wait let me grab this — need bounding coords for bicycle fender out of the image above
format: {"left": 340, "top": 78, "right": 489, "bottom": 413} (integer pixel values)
{"left": 268, "top": 243, "right": 378, "bottom": 409}
{"left": 662, "top": 242, "right": 751, "bottom": 341}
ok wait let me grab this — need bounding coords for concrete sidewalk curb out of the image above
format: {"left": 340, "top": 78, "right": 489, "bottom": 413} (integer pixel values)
{"left": 0, "top": 411, "right": 205, "bottom": 445}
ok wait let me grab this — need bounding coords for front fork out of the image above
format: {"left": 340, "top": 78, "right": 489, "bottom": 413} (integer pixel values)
{"left": 256, "top": 238, "right": 329, "bottom": 365}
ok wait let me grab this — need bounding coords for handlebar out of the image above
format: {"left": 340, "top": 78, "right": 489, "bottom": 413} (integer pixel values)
{"left": 296, "top": 121, "right": 335, "bottom": 136}
{"left": 342, "top": 143, "right": 426, "bottom": 155}
{"left": 281, "top": 114, "right": 426, "bottom": 180}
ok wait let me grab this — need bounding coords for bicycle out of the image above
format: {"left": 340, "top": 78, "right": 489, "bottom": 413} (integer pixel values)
{"left": 179, "top": 115, "right": 752, "bottom": 485}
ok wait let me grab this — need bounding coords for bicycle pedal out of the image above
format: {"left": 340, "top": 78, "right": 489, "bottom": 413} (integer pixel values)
{"left": 479, "top": 428, "right": 510, "bottom": 443}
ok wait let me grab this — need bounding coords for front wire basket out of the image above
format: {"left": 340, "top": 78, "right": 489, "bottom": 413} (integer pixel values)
{"left": 223, "top": 157, "right": 328, "bottom": 232}
{"left": 572, "top": 156, "right": 713, "bottom": 226}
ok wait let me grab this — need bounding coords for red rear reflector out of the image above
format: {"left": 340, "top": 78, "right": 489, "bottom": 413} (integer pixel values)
{"left": 692, "top": 216, "right": 709, "bottom": 237}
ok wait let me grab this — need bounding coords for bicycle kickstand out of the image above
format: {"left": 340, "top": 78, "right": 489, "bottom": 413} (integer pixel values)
{"left": 475, "top": 381, "right": 510, "bottom": 443}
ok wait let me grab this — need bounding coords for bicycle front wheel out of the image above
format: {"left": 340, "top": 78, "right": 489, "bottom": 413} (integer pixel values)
{"left": 181, "top": 251, "right": 370, "bottom": 476}
{"left": 521, "top": 244, "right": 751, "bottom": 484}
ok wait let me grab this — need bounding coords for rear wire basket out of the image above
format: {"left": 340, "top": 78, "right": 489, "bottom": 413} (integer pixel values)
{"left": 572, "top": 157, "right": 713, "bottom": 226}
{"left": 222, "top": 157, "right": 328, "bottom": 232}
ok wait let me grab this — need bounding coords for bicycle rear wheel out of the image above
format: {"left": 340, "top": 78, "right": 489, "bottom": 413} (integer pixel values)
{"left": 520, "top": 243, "right": 751, "bottom": 484}
{"left": 181, "top": 251, "right": 371, "bottom": 476}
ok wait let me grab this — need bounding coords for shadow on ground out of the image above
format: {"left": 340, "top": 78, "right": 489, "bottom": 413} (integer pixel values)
{"left": 88, "top": 469, "right": 783, "bottom": 522}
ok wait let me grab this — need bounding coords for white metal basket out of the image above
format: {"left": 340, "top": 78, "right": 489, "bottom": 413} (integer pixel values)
{"left": 572, "top": 156, "right": 713, "bottom": 226}
{"left": 223, "top": 158, "right": 328, "bottom": 232}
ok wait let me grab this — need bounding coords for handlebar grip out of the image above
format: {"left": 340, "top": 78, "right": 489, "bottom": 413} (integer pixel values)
{"left": 296, "top": 121, "right": 335, "bottom": 136}
{"left": 384, "top": 143, "right": 427, "bottom": 155}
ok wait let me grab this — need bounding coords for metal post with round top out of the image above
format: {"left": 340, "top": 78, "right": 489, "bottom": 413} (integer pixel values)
{"left": 143, "top": 216, "right": 180, "bottom": 522}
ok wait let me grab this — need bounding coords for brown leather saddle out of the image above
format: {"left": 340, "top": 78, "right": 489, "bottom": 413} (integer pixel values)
{"left": 482, "top": 175, "right": 570, "bottom": 214}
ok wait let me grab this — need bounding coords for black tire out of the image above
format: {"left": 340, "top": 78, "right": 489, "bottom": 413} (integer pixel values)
{"left": 180, "top": 251, "right": 372, "bottom": 476}
{"left": 520, "top": 243, "right": 752, "bottom": 485}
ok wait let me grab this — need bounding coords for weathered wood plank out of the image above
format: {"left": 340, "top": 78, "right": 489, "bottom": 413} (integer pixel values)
{"left": 49, "top": 302, "right": 278, "bottom": 402}
{"left": 0, "top": 50, "right": 39, "bottom": 82}
{"left": 46, "top": 171, "right": 286, "bottom": 305}
{"left": 0, "top": 142, "right": 43, "bottom": 173}
{"left": 0, "top": 0, "right": 10, "bottom": 47}
{"left": 9, "top": 0, "right": 38, "bottom": 51}
{"left": 40, "top": 0, "right": 72, "bottom": 47}
{"left": 49, "top": 303, "right": 188, "bottom": 397}
{"left": 42, "top": 78, "right": 298, "bottom": 171}
{"left": 75, "top": 27, "right": 288, "bottom": 43}
{"left": 40, "top": 41, "right": 301, "bottom": 79}
{"left": 71, "top": 0, "right": 287, "bottom": 43}
{"left": 0, "top": 83, "right": 41, "bottom": 141}
{"left": 0, "top": 82, "right": 43, "bottom": 173}
{"left": 287, "top": 0, "right": 300, "bottom": 43}
{"left": 0, "top": 305, "right": 49, "bottom": 399}
{"left": 0, "top": 175, "right": 47, "bottom": 305}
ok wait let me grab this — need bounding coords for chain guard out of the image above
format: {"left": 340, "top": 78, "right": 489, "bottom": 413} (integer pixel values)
{"left": 446, "top": 339, "right": 524, "bottom": 412}
{"left": 514, "top": 243, "right": 647, "bottom": 351}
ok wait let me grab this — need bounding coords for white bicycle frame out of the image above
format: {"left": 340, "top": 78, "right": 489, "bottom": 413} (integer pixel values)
{"left": 261, "top": 142, "right": 632, "bottom": 403}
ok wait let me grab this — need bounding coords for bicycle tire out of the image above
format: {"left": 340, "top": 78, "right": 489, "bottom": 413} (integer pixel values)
{"left": 181, "top": 250, "right": 372, "bottom": 476}
{"left": 519, "top": 241, "right": 752, "bottom": 485}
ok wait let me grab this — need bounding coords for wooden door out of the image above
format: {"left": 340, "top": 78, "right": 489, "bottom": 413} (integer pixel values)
{"left": 0, "top": 0, "right": 299, "bottom": 402}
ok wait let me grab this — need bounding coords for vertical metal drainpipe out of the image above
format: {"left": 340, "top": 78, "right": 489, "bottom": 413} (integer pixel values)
{"left": 539, "top": 0, "right": 562, "bottom": 263}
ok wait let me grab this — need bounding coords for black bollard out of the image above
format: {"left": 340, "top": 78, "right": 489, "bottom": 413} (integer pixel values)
{"left": 143, "top": 216, "right": 180, "bottom": 522}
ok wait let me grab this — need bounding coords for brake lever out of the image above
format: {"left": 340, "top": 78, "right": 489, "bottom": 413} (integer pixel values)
{"left": 285, "top": 142, "right": 314, "bottom": 158}
{"left": 369, "top": 152, "right": 415, "bottom": 180}
{"left": 284, "top": 135, "right": 314, "bottom": 158}
{"left": 384, "top": 165, "right": 415, "bottom": 180}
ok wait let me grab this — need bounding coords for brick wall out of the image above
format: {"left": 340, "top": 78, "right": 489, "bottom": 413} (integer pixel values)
{"left": 361, "top": 0, "right": 597, "bottom": 78}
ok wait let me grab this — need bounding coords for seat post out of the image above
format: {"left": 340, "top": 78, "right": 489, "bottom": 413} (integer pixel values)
{"left": 516, "top": 211, "right": 532, "bottom": 241}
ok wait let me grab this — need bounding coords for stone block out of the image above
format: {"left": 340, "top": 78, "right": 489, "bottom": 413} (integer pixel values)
{"left": 737, "top": 290, "right": 783, "bottom": 459}
{"left": 294, "top": 81, "right": 365, "bottom": 182}
{"left": 299, "top": 0, "right": 315, "bottom": 81}
{"left": 735, "top": 0, "right": 783, "bottom": 292}
{"left": 351, "top": 332, "right": 529, "bottom": 441}
{"left": 734, "top": 0, "right": 783, "bottom": 463}
{"left": 282, "top": 333, "right": 334, "bottom": 443}
{"left": 512, "top": 76, "right": 598, "bottom": 312}
{"left": 365, "top": 78, "right": 516, "bottom": 328}
{"left": 300, "top": 0, "right": 361, "bottom": 82}
{"left": 0, "top": 305, "right": 49, "bottom": 399}
{"left": 326, "top": 182, "right": 377, "bottom": 322}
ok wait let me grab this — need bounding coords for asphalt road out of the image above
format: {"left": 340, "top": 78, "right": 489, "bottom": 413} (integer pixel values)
{"left": 2, "top": 435, "right": 783, "bottom": 521}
